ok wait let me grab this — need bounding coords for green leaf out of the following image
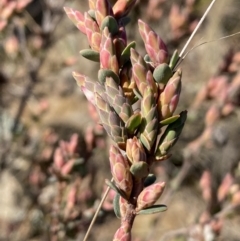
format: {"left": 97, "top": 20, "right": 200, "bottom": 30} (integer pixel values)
{"left": 130, "top": 161, "right": 149, "bottom": 179}
{"left": 144, "top": 174, "right": 156, "bottom": 187}
{"left": 125, "top": 113, "right": 142, "bottom": 134}
{"left": 159, "top": 115, "right": 180, "bottom": 126}
{"left": 105, "top": 179, "right": 128, "bottom": 200}
{"left": 119, "top": 16, "right": 131, "bottom": 26}
{"left": 153, "top": 63, "right": 172, "bottom": 84}
{"left": 121, "top": 41, "right": 136, "bottom": 65}
{"left": 113, "top": 193, "right": 121, "bottom": 219}
{"left": 88, "top": 9, "right": 96, "bottom": 20}
{"left": 98, "top": 69, "right": 120, "bottom": 85}
{"left": 133, "top": 88, "right": 142, "bottom": 100}
{"left": 169, "top": 50, "right": 179, "bottom": 70}
{"left": 136, "top": 204, "right": 167, "bottom": 215}
{"left": 144, "top": 54, "right": 151, "bottom": 63}
{"left": 80, "top": 49, "right": 100, "bottom": 62}
{"left": 101, "top": 16, "right": 119, "bottom": 35}
{"left": 140, "top": 133, "right": 151, "bottom": 152}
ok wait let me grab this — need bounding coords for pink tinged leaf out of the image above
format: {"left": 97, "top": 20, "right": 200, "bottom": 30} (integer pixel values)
{"left": 109, "top": 146, "right": 132, "bottom": 196}
{"left": 113, "top": 223, "right": 131, "bottom": 241}
{"left": 160, "top": 104, "right": 170, "bottom": 119}
{"left": 96, "top": 0, "right": 113, "bottom": 26}
{"left": 84, "top": 12, "right": 100, "bottom": 33}
{"left": 54, "top": 148, "right": 64, "bottom": 169}
{"left": 138, "top": 19, "right": 151, "bottom": 42}
{"left": 119, "top": 196, "right": 128, "bottom": 217}
{"left": 100, "top": 31, "right": 112, "bottom": 66}
{"left": 61, "top": 159, "right": 76, "bottom": 176}
{"left": 169, "top": 94, "right": 179, "bottom": 114}
{"left": 133, "top": 64, "right": 146, "bottom": 84}
{"left": 16, "top": 0, "right": 32, "bottom": 10}
{"left": 64, "top": 7, "right": 86, "bottom": 34}
{"left": 84, "top": 12, "right": 101, "bottom": 51}
{"left": 136, "top": 182, "right": 165, "bottom": 211}
{"left": 147, "top": 31, "right": 159, "bottom": 50}
{"left": 72, "top": 71, "right": 86, "bottom": 87}
{"left": 111, "top": 55, "right": 119, "bottom": 74}
{"left": 112, "top": 0, "right": 137, "bottom": 18}
{"left": 1, "top": 2, "right": 16, "bottom": 20}
{"left": 218, "top": 173, "right": 234, "bottom": 202}
{"left": 130, "top": 48, "right": 139, "bottom": 64}
{"left": 156, "top": 49, "right": 168, "bottom": 64}
{"left": 100, "top": 49, "right": 111, "bottom": 69}
{"left": 89, "top": 0, "right": 97, "bottom": 10}
{"left": 91, "top": 33, "right": 102, "bottom": 52}
{"left": 114, "top": 38, "right": 126, "bottom": 65}
{"left": 118, "top": 26, "right": 127, "bottom": 46}
{"left": 112, "top": 162, "right": 126, "bottom": 183}
{"left": 82, "top": 87, "right": 95, "bottom": 105}
{"left": 68, "top": 133, "right": 79, "bottom": 154}
{"left": 100, "top": 32, "right": 119, "bottom": 73}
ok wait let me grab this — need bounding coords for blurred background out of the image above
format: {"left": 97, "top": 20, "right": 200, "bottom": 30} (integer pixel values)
{"left": 1, "top": 0, "right": 240, "bottom": 240}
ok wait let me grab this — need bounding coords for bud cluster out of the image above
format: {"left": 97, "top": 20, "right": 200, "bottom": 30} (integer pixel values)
{"left": 65, "top": 0, "right": 187, "bottom": 240}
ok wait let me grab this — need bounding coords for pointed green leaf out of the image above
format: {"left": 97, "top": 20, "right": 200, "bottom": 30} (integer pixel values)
{"left": 125, "top": 113, "right": 142, "bottom": 134}
{"left": 133, "top": 88, "right": 142, "bottom": 100}
{"left": 120, "top": 41, "right": 136, "bottom": 65}
{"left": 159, "top": 115, "right": 180, "bottom": 126}
{"left": 169, "top": 50, "right": 179, "bottom": 70}
{"left": 140, "top": 133, "right": 151, "bottom": 151}
{"left": 80, "top": 49, "right": 100, "bottom": 62}
{"left": 119, "top": 16, "right": 131, "bottom": 26}
{"left": 136, "top": 204, "right": 167, "bottom": 215}
{"left": 113, "top": 193, "right": 121, "bottom": 219}
{"left": 105, "top": 179, "right": 128, "bottom": 200}
{"left": 144, "top": 174, "right": 157, "bottom": 187}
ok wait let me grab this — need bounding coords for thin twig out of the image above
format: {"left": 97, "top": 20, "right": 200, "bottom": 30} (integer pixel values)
{"left": 179, "top": 0, "right": 217, "bottom": 58}
{"left": 83, "top": 179, "right": 113, "bottom": 241}
{"left": 181, "top": 31, "right": 240, "bottom": 61}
